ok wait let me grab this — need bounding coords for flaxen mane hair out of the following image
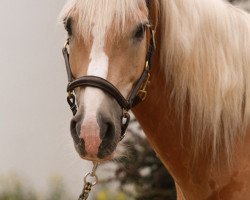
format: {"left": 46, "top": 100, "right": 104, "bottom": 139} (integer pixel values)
{"left": 159, "top": 0, "right": 250, "bottom": 161}
{"left": 59, "top": 0, "right": 147, "bottom": 42}
{"left": 60, "top": 0, "right": 250, "bottom": 162}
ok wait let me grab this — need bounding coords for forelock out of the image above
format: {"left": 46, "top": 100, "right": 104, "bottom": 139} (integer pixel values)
{"left": 60, "top": 0, "right": 148, "bottom": 40}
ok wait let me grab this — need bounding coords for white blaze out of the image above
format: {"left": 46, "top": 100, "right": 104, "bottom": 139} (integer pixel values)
{"left": 83, "top": 23, "right": 109, "bottom": 120}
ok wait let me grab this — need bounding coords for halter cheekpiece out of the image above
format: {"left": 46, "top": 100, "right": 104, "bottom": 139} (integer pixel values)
{"left": 62, "top": 22, "right": 156, "bottom": 139}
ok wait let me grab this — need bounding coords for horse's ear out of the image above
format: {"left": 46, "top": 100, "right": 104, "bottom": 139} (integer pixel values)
{"left": 146, "top": 0, "right": 159, "bottom": 30}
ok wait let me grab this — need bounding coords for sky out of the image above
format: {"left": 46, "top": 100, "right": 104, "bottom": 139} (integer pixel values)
{"left": 0, "top": 0, "right": 92, "bottom": 197}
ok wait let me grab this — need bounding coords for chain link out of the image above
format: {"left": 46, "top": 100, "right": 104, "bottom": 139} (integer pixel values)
{"left": 78, "top": 163, "right": 99, "bottom": 200}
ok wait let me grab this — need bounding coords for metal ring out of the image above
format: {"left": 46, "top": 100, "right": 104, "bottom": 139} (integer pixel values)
{"left": 84, "top": 172, "right": 98, "bottom": 186}
{"left": 145, "top": 61, "right": 149, "bottom": 71}
{"left": 64, "top": 38, "right": 69, "bottom": 49}
{"left": 68, "top": 91, "right": 72, "bottom": 96}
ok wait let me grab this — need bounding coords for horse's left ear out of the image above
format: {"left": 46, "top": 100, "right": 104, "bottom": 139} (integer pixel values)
{"left": 146, "top": 0, "right": 159, "bottom": 30}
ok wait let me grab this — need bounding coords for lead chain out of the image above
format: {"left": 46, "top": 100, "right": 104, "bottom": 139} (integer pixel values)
{"left": 78, "top": 163, "right": 99, "bottom": 200}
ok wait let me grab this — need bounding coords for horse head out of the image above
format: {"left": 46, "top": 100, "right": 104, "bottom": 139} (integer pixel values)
{"left": 60, "top": 0, "right": 156, "bottom": 162}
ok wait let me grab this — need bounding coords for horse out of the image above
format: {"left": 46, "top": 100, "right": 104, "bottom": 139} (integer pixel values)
{"left": 59, "top": 0, "right": 250, "bottom": 199}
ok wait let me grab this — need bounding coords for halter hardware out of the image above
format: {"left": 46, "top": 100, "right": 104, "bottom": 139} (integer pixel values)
{"left": 78, "top": 163, "right": 99, "bottom": 200}
{"left": 137, "top": 61, "right": 151, "bottom": 101}
{"left": 62, "top": 23, "right": 156, "bottom": 139}
{"left": 121, "top": 109, "right": 131, "bottom": 139}
{"left": 67, "top": 91, "right": 77, "bottom": 115}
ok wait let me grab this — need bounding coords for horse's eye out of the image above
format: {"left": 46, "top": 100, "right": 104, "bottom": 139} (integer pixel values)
{"left": 134, "top": 24, "right": 145, "bottom": 40}
{"left": 64, "top": 18, "right": 72, "bottom": 36}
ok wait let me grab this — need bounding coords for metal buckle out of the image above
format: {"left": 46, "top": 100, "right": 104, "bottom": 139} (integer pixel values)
{"left": 145, "top": 61, "right": 150, "bottom": 71}
{"left": 138, "top": 90, "right": 148, "bottom": 101}
{"left": 121, "top": 109, "right": 130, "bottom": 140}
{"left": 67, "top": 91, "right": 77, "bottom": 115}
{"left": 64, "top": 38, "right": 69, "bottom": 49}
{"left": 137, "top": 72, "right": 151, "bottom": 101}
{"left": 151, "top": 29, "right": 156, "bottom": 51}
{"left": 145, "top": 23, "right": 156, "bottom": 51}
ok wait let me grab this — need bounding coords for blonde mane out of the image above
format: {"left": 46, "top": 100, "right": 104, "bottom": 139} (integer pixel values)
{"left": 159, "top": 0, "right": 250, "bottom": 160}
{"left": 59, "top": 0, "right": 147, "bottom": 42}
{"left": 60, "top": 0, "right": 250, "bottom": 161}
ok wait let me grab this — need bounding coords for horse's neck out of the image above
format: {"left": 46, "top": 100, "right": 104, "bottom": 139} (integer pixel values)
{"left": 132, "top": 55, "right": 194, "bottom": 196}
{"left": 132, "top": 55, "right": 250, "bottom": 200}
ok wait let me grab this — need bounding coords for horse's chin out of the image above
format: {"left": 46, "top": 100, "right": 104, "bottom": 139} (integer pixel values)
{"left": 80, "top": 154, "right": 114, "bottom": 163}
{"left": 73, "top": 140, "right": 118, "bottom": 163}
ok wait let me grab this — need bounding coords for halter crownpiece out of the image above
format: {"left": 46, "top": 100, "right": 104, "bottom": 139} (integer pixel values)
{"left": 62, "top": 23, "right": 156, "bottom": 138}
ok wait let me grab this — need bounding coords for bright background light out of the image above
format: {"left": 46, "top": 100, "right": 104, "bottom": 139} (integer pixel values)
{"left": 0, "top": 0, "right": 91, "bottom": 197}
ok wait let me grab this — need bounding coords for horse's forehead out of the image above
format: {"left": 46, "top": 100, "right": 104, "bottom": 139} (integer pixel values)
{"left": 70, "top": 1, "right": 149, "bottom": 42}
{"left": 93, "top": 12, "right": 148, "bottom": 44}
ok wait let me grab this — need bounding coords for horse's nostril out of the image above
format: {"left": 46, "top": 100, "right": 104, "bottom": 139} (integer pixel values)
{"left": 100, "top": 122, "right": 115, "bottom": 141}
{"left": 70, "top": 117, "right": 86, "bottom": 156}
{"left": 70, "top": 118, "right": 80, "bottom": 143}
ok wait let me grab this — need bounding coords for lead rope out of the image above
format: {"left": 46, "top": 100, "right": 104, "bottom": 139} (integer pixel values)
{"left": 78, "top": 163, "right": 99, "bottom": 200}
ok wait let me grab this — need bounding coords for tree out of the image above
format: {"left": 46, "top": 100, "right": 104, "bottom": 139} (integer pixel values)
{"left": 99, "top": 118, "right": 176, "bottom": 200}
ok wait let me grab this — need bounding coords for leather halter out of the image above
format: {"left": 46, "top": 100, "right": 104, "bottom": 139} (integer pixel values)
{"left": 62, "top": 23, "right": 156, "bottom": 138}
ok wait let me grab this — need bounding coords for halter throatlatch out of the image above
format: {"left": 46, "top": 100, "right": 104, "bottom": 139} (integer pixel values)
{"left": 62, "top": 24, "right": 156, "bottom": 139}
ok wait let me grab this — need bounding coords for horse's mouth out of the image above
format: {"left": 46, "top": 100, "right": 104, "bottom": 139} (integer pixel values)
{"left": 73, "top": 137, "right": 117, "bottom": 162}
{"left": 69, "top": 100, "right": 122, "bottom": 162}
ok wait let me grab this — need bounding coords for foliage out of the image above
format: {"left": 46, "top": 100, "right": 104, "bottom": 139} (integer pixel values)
{"left": 95, "top": 188, "right": 130, "bottom": 200}
{"left": 117, "top": 134, "right": 176, "bottom": 200}
{"left": 98, "top": 119, "right": 176, "bottom": 200}
{"left": 0, "top": 173, "right": 36, "bottom": 200}
{"left": 46, "top": 175, "right": 73, "bottom": 200}
{"left": 0, "top": 173, "right": 73, "bottom": 200}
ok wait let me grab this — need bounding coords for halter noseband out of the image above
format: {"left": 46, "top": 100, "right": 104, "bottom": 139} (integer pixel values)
{"left": 62, "top": 23, "right": 156, "bottom": 139}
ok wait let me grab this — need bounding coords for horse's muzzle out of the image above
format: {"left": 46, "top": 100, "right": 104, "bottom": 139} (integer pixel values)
{"left": 70, "top": 100, "right": 122, "bottom": 161}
